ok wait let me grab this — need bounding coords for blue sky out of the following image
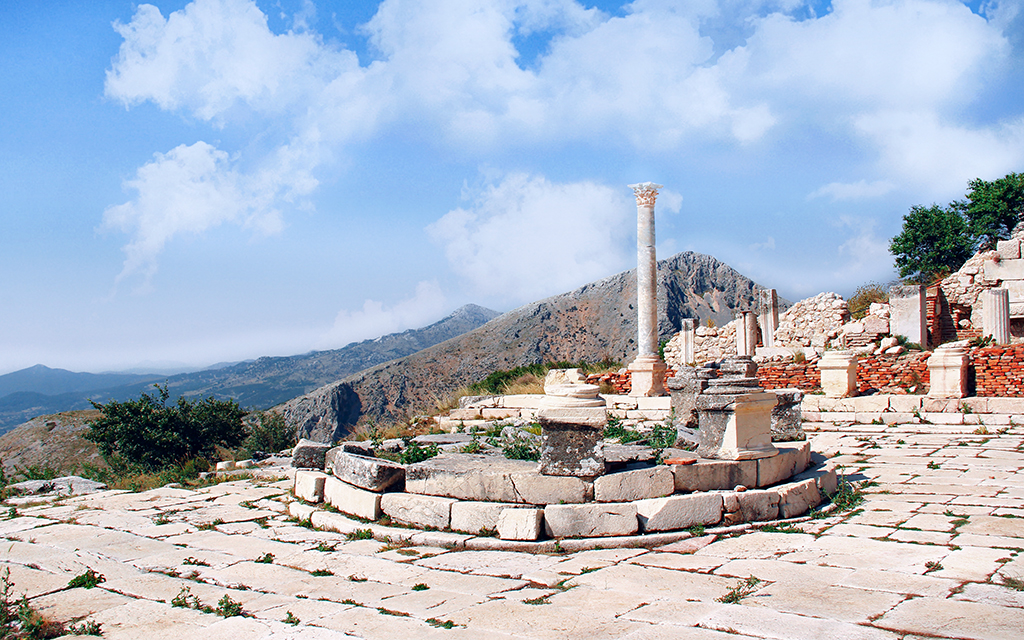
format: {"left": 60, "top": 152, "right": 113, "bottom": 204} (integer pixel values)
{"left": 2, "top": 0, "right": 1023, "bottom": 375}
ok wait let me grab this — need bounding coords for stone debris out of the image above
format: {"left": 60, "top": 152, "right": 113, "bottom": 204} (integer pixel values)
{"left": 5, "top": 475, "right": 106, "bottom": 496}
{"left": 291, "top": 438, "right": 332, "bottom": 469}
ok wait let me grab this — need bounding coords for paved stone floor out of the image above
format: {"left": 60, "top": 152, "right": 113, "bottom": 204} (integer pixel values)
{"left": 2, "top": 423, "right": 1022, "bottom": 639}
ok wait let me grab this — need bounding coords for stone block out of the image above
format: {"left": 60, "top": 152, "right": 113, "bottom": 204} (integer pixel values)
{"left": 481, "top": 408, "right": 519, "bottom": 419}
{"left": 293, "top": 470, "right": 327, "bottom": 503}
{"left": 450, "top": 501, "right": 507, "bottom": 534}
{"left": 852, "top": 395, "right": 889, "bottom": 412}
{"left": 636, "top": 396, "right": 672, "bottom": 410}
{"left": 497, "top": 508, "right": 544, "bottom": 541}
{"left": 777, "top": 478, "right": 823, "bottom": 518}
{"left": 985, "top": 257, "right": 1024, "bottom": 280}
{"left": 862, "top": 316, "right": 889, "bottom": 334}
{"left": 697, "top": 391, "right": 777, "bottom": 460}
{"left": 986, "top": 397, "right": 1024, "bottom": 414}
{"left": 291, "top": 439, "right": 331, "bottom": 469}
{"left": 734, "top": 488, "right": 780, "bottom": 522}
{"left": 889, "top": 395, "right": 923, "bottom": 413}
{"left": 323, "top": 476, "right": 382, "bottom": 521}
{"left": 326, "top": 447, "right": 405, "bottom": 492}
{"left": 854, "top": 413, "right": 883, "bottom": 424}
{"left": 635, "top": 493, "right": 723, "bottom": 532}
{"left": 499, "top": 394, "right": 545, "bottom": 409}
{"left": 818, "top": 352, "right": 858, "bottom": 398}
{"left": 998, "top": 239, "right": 1021, "bottom": 260}
{"left": 881, "top": 412, "right": 916, "bottom": 424}
{"left": 380, "top": 493, "right": 455, "bottom": 529}
{"left": 889, "top": 284, "right": 928, "bottom": 347}
{"left": 404, "top": 454, "right": 587, "bottom": 504}
{"left": 770, "top": 388, "right": 804, "bottom": 442}
{"left": 756, "top": 441, "right": 810, "bottom": 488}
{"left": 674, "top": 458, "right": 756, "bottom": 493}
{"left": 216, "top": 461, "right": 235, "bottom": 472}
{"left": 921, "top": 397, "right": 958, "bottom": 412}
{"left": 960, "top": 397, "right": 988, "bottom": 413}
{"left": 593, "top": 466, "right": 674, "bottom": 502}
{"left": 927, "top": 348, "right": 969, "bottom": 399}
{"left": 792, "top": 458, "right": 839, "bottom": 496}
{"left": 625, "top": 409, "right": 670, "bottom": 420}
{"left": 447, "top": 409, "right": 483, "bottom": 420}
{"left": 544, "top": 503, "right": 638, "bottom": 538}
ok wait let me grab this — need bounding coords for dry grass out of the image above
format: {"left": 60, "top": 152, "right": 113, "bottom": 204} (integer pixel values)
{"left": 499, "top": 373, "right": 545, "bottom": 395}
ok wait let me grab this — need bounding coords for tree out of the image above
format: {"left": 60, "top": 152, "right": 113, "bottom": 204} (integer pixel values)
{"left": 889, "top": 204, "right": 975, "bottom": 282}
{"left": 964, "top": 173, "right": 1024, "bottom": 248}
{"left": 86, "top": 385, "right": 246, "bottom": 471}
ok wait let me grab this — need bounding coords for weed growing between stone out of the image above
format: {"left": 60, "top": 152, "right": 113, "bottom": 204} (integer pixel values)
{"left": 171, "top": 587, "right": 247, "bottom": 617}
{"left": 426, "top": 618, "right": 458, "bottom": 629}
{"left": 716, "top": 576, "right": 763, "bottom": 604}
{"left": 254, "top": 553, "right": 274, "bottom": 564}
{"left": 181, "top": 557, "right": 208, "bottom": 566}
{"left": 310, "top": 569, "right": 334, "bottom": 577}
{"left": 1001, "top": 576, "right": 1024, "bottom": 591}
{"left": 282, "top": 611, "right": 300, "bottom": 625}
{"left": 66, "top": 570, "right": 104, "bottom": 589}
{"left": 412, "top": 583, "right": 430, "bottom": 591}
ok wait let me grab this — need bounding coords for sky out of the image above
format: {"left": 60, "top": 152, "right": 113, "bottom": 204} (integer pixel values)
{"left": 2, "top": 0, "right": 1024, "bottom": 375}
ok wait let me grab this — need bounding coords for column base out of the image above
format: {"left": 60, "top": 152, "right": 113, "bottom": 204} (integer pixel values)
{"left": 628, "top": 355, "right": 668, "bottom": 397}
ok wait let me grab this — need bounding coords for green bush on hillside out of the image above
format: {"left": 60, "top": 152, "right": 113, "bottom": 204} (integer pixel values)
{"left": 86, "top": 384, "right": 247, "bottom": 472}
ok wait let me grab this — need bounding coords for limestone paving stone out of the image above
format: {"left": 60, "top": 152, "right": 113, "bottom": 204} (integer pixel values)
{"left": 699, "top": 603, "right": 899, "bottom": 640}
{"left": 929, "top": 545, "right": 1013, "bottom": 581}
{"left": 567, "top": 563, "right": 737, "bottom": 603}
{"left": 594, "top": 466, "right": 674, "bottom": 502}
{"left": 746, "top": 581, "right": 906, "bottom": 625}
{"left": 626, "top": 552, "right": 727, "bottom": 573}
{"left": 544, "top": 503, "right": 638, "bottom": 538}
{"left": 876, "top": 596, "right": 1024, "bottom": 640}
{"left": 415, "top": 550, "right": 560, "bottom": 579}
{"left": 696, "top": 532, "right": 817, "bottom": 560}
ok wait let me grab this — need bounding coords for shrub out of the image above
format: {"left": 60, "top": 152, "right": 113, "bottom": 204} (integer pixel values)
{"left": 847, "top": 283, "right": 890, "bottom": 320}
{"left": 241, "top": 411, "right": 295, "bottom": 457}
{"left": 86, "top": 384, "right": 246, "bottom": 471}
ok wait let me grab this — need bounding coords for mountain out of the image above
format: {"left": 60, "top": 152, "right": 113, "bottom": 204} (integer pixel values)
{"left": 281, "top": 251, "right": 768, "bottom": 442}
{"left": 0, "top": 365, "right": 162, "bottom": 398}
{"left": 0, "top": 304, "right": 499, "bottom": 435}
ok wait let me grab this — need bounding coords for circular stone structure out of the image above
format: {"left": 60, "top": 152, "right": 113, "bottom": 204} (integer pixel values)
{"left": 292, "top": 438, "right": 838, "bottom": 546}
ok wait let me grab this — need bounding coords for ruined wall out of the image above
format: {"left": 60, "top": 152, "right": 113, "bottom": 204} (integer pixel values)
{"left": 972, "top": 345, "right": 1024, "bottom": 397}
{"left": 757, "top": 362, "right": 820, "bottom": 391}
{"left": 773, "top": 292, "right": 849, "bottom": 349}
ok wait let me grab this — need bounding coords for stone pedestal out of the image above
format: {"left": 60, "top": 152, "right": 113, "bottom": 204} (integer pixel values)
{"left": 628, "top": 354, "right": 668, "bottom": 397}
{"left": 680, "top": 318, "right": 696, "bottom": 364}
{"left": 537, "top": 386, "right": 607, "bottom": 477}
{"left": 983, "top": 288, "right": 1010, "bottom": 345}
{"left": 927, "top": 346, "right": 969, "bottom": 399}
{"left": 818, "top": 351, "right": 858, "bottom": 398}
{"left": 889, "top": 284, "right": 928, "bottom": 348}
{"left": 696, "top": 356, "right": 777, "bottom": 461}
{"left": 759, "top": 289, "right": 779, "bottom": 348}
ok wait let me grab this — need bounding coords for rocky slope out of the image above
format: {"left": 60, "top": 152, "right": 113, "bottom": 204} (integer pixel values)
{"left": 0, "top": 410, "right": 104, "bottom": 477}
{"left": 281, "top": 251, "right": 765, "bottom": 442}
{"left": 0, "top": 304, "right": 498, "bottom": 435}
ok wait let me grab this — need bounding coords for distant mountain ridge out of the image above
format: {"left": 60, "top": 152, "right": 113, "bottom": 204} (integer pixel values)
{"left": 0, "top": 304, "right": 499, "bottom": 435}
{"left": 281, "top": 251, "right": 770, "bottom": 442}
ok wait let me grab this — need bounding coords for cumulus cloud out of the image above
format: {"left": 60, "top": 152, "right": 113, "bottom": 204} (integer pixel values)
{"left": 808, "top": 180, "right": 896, "bottom": 201}
{"left": 318, "top": 280, "right": 448, "bottom": 349}
{"left": 427, "top": 173, "right": 633, "bottom": 304}
{"left": 101, "top": 0, "right": 1023, "bottom": 288}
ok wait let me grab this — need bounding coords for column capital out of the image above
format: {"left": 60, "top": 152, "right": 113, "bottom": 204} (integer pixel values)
{"left": 628, "top": 182, "right": 663, "bottom": 207}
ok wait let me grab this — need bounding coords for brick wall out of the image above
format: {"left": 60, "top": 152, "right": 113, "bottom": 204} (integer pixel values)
{"left": 855, "top": 353, "right": 931, "bottom": 393}
{"left": 757, "top": 362, "right": 821, "bottom": 391}
{"left": 972, "top": 345, "right": 1024, "bottom": 397}
{"left": 587, "top": 368, "right": 677, "bottom": 395}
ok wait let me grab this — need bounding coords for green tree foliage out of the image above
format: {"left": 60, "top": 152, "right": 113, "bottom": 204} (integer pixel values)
{"left": 86, "top": 385, "right": 246, "bottom": 471}
{"left": 241, "top": 411, "right": 295, "bottom": 456}
{"left": 889, "top": 204, "right": 975, "bottom": 282}
{"left": 964, "top": 173, "right": 1024, "bottom": 248}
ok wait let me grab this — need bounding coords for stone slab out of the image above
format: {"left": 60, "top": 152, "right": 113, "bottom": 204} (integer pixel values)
{"left": 544, "top": 503, "right": 638, "bottom": 538}
{"left": 594, "top": 466, "right": 674, "bottom": 502}
{"left": 450, "top": 501, "right": 508, "bottom": 534}
{"left": 380, "top": 492, "right": 455, "bottom": 529}
{"left": 757, "top": 441, "right": 811, "bottom": 488}
{"left": 291, "top": 439, "right": 331, "bottom": 469}
{"left": 325, "top": 447, "right": 405, "bottom": 492}
{"left": 322, "top": 476, "right": 381, "bottom": 521}
{"left": 635, "top": 493, "right": 724, "bottom": 532}
{"left": 404, "top": 453, "right": 587, "bottom": 504}
{"left": 674, "top": 458, "right": 757, "bottom": 492}
{"left": 777, "top": 477, "right": 823, "bottom": 518}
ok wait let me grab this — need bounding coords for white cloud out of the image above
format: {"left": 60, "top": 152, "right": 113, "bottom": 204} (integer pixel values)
{"left": 854, "top": 111, "right": 1024, "bottom": 199}
{"left": 427, "top": 173, "right": 633, "bottom": 304}
{"left": 750, "top": 236, "right": 776, "bottom": 251}
{"left": 808, "top": 179, "right": 897, "bottom": 201}
{"left": 318, "top": 280, "right": 448, "bottom": 349}
{"left": 101, "top": 140, "right": 316, "bottom": 289}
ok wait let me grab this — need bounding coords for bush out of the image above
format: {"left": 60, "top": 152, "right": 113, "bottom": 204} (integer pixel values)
{"left": 241, "top": 411, "right": 295, "bottom": 457}
{"left": 86, "top": 385, "right": 247, "bottom": 472}
{"left": 889, "top": 204, "right": 975, "bottom": 283}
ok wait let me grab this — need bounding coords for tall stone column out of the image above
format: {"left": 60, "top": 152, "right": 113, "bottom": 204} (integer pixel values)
{"left": 628, "top": 182, "right": 668, "bottom": 397}
{"left": 983, "top": 288, "right": 1010, "bottom": 345}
